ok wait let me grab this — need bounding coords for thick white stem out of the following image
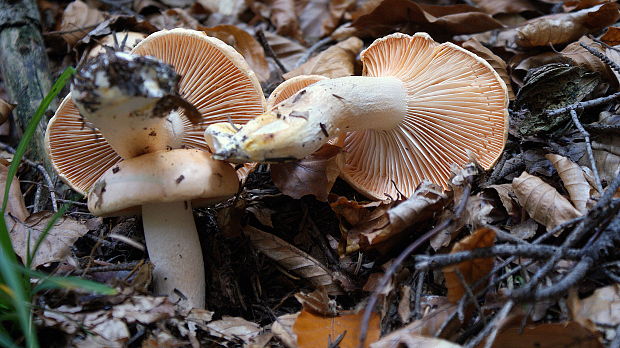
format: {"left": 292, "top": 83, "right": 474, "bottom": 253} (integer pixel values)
{"left": 206, "top": 76, "right": 407, "bottom": 162}
{"left": 141, "top": 201, "right": 205, "bottom": 309}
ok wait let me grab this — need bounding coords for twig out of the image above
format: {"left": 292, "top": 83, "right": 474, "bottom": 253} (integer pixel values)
{"left": 413, "top": 270, "right": 425, "bottom": 320}
{"left": 569, "top": 109, "right": 603, "bottom": 192}
{"left": 546, "top": 91, "right": 620, "bottom": 117}
{"left": 82, "top": 261, "right": 141, "bottom": 273}
{"left": 0, "top": 141, "right": 58, "bottom": 212}
{"left": 467, "top": 300, "right": 514, "bottom": 348}
{"left": 256, "top": 29, "right": 288, "bottom": 73}
{"left": 295, "top": 37, "right": 334, "bottom": 67}
{"left": 357, "top": 178, "right": 472, "bottom": 347}
{"left": 455, "top": 269, "right": 484, "bottom": 323}
{"left": 580, "top": 42, "right": 620, "bottom": 75}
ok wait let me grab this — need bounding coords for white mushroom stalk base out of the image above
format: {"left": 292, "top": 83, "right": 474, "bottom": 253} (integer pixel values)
{"left": 142, "top": 201, "right": 205, "bottom": 309}
{"left": 206, "top": 76, "right": 407, "bottom": 163}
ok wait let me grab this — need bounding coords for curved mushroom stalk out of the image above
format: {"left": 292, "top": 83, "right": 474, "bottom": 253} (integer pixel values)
{"left": 206, "top": 76, "right": 407, "bottom": 163}
{"left": 71, "top": 51, "right": 189, "bottom": 159}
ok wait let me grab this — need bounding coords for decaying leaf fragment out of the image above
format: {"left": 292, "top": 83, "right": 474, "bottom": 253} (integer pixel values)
{"left": 60, "top": 0, "right": 106, "bottom": 46}
{"left": 546, "top": 154, "right": 594, "bottom": 213}
{"left": 584, "top": 112, "right": 620, "bottom": 184}
{"left": 293, "top": 309, "right": 380, "bottom": 348}
{"left": 283, "top": 37, "right": 363, "bottom": 79}
{"left": 354, "top": 182, "right": 448, "bottom": 251}
{"left": 0, "top": 98, "right": 15, "bottom": 124}
{"left": 262, "top": 31, "right": 307, "bottom": 71}
{"left": 201, "top": 25, "right": 271, "bottom": 82}
{"left": 569, "top": 285, "right": 620, "bottom": 340}
{"left": 442, "top": 228, "right": 496, "bottom": 303}
{"left": 10, "top": 212, "right": 89, "bottom": 268}
{"left": 243, "top": 226, "right": 343, "bottom": 295}
{"left": 206, "top": 316, "right": 262, "bottom": 344}
{"left": 601, "top": 26, "right": 620, "bottom": 46}
{"left": 513, "top": 172, "right": 582, "bottom": 232}
{"left": 271, "top": 144, "right": 342, "bottom": 201}
{"left": 491, "top": 320, "right": 602, "bottom": 348}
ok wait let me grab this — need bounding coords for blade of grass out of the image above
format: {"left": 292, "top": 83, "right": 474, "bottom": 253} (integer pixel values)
{"left": 0, "top": 66, "right": 75, "bottom": 348}
{"left": 31, "top": 272, "right": 117, "bottom": 295}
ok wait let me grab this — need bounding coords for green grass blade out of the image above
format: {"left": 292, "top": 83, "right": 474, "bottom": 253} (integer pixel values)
{"left": 27, "top": 271, "right": 116, "bottom": 295}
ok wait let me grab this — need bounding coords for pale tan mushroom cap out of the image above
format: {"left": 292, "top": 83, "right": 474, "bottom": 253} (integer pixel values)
{"left": 339, "top": 32, "right": 508, "bottom": 200}
{"left": 267, "top": 75, "right": 328, "bottom": 109}
{"left": 88, "top": 149, "right": 239, "bottom": 216}
{"left": 46, "top": 28, "right": 265, "bottom": 194}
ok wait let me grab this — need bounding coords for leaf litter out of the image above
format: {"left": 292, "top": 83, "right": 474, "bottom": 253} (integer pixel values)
{"left": 3, "top": 0, "right": 620, "bottom": 346}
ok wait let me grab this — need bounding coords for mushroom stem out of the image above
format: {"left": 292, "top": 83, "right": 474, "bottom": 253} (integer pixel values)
{"left": 71, "top": 52, "right": 186, "bottom": 159}
{"left": 141, "top": 201, "right": 205, "bottom": 308}
{"left": 206, "top": 76, "right": 407, "bottom": 162}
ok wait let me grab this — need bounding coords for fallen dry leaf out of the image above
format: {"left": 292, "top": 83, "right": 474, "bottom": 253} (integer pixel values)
{"left": 601, "top": 26, "right": 620, "bottom": 46}
{"left": 469, "top": 0, "right": 537, "bottom": 15}
{"left": 484, "top": 184, "right": 520, "bottom": 220}
{"left": 462, "top": 38, "right": 515, "bottom": 100}
{"left": 270, "top": 0, "right": 303, "bottom": 42}
{"left": 206, "top": 316, "right": 262, "bottom": 344}
{"left": 198, "top": 0, "right": 247, "bottom": 17}
{"left": 293, "top": 309, "right": 380, "bottom": 348}
{"left": 380, "top": 296, "right": 459, "bottom": 338}
{"left": 357, "top": 181, "right": 447, "bottom": 250}
{"left": 371, "top": 333, "right": 462, "bottom": 348}
{"left": 569, "top": 285, "right": 620, "bottom": 340}
{"left": 201, "top": 25, "right": 270, "bottom": 82}
{"left": 10, "top": 212, "right": 89, "bottom": 268}
{"left": 490, "top": 320, "right": 602, "bottom": 348}
{"left": 148, "top": 8, "right": 200, "bottom": 30}
{"left": 297, "top": 0, "right": 355, "bottom": 42}
{"left": 510, "top": 218, "right": 539, "bottom": 240}
{"left": 244, "top": 225, "right": 343, "bottom": 295}
{"left": 0, "top": 162, "right": 29, "bottom": 223}
{"left": 515, "top": 3, "right": 619, "bottom": 47}
{"left": 0, "top": 97, "right": 15, "bottom": 124}
{"left": 546, "top": 153, "right": 594, "bottom": 213}
{"left": 328, "top": 195, "right": 384, "bottom": 227}
{"left": 262, "top": 30, "right": 307, "bottom": 71}
{"left": 352, "top": 0, "right": 504, "bottom": 38}
{"left": 512, "top": 172, "right": 582, "bottom": 232}
{"left": 283, "top": 36, "right": 363, "bottom": 79}
{"left": 87, "top": 31, "right": 146, "bottom": 59}
{"left": 586, "top": 113, "right": 620, "bottom": 184}
{"left": 60, "top": 0, "right": 106, "bottom": 46}
{"left": 271, "top": 144, "right": 342, "bottom": 201}
{"left": 443, "top": 228, "right": 496, "bottom": 303}
{"left": 272, "top": 313, "right": 299, "bottom": 348}
{"left": 561, "top": 36, "right": 616, "bottom": 83}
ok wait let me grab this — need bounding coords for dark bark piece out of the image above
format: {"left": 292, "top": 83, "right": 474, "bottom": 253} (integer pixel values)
{"left": 0, "top": 0, "right": 56, "bottom": 175}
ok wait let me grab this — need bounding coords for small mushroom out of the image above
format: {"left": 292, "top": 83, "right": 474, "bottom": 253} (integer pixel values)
{"left": 206, "top": 33, "right": 509, "bottom": 199}
{"left": 45, "top": 29, "right": 265, "bottom": 308}
{"left": 266, "top": 75, "right": 328, "bottom": 109}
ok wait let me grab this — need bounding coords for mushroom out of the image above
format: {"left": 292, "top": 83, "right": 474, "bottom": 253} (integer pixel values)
{"left": 206, "top": 33, "right": 508, "bottom": 199}
{"left": 266, "top": 75, "right": 328, "bottom": 108}
{"left": 45, "top": 28, "right": 265, "bottom": 308}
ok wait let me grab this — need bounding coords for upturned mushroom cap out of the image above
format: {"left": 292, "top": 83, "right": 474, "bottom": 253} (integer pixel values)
{"left": 339, "top": 33, "right": 508, "bottom": 199}
{"left": 46, "top": 28, "right": 265, "bottom": 194}
{"left": 88, "top": 149, "right": 238, "bottom": 216}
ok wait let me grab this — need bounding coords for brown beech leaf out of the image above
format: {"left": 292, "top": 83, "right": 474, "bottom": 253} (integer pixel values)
{"left": 262, "top": 30, "right": 307, "bottom": 71}
{"left": 564, "top": 0, "right": 611, "bottom": 11}
{"left": 462, "top": 38, "right": 515, "bottom": 100}
{"left": 352, "top": 0, "right": 504, "bottom": 38}
{"left": 283, "top": 37, "right": 363, "bottom": 79}
{"left": 0, "top": 98, "right": 15, "bottom": 124}
{"left": 514, "top": 3, "right": 620, "bottom": 47}
{"left": 569, "top": 285, "right": 620, "bottom": 340}
{"left": 561, "top": 36, "right": 616, "bottom": 83}
{"left": 491, "top": 321, "right": 602, "bottom": 348}
{"left": 197, "top": 0, "right": 247, "bottom": 17}
{"left": 443, "top": 228, "right": 496, "bottom": 303}
{"left": 512, "top": 172, "right": 582, "bottom": 232}
{"left": 371, "top": 334, "right": 462, "bottom": 348}
{"left": 546, "top": 154, "right": 594, "bottom": 213}
{"left": 270, "top": 0, "right": 303, "bottom": 42}
{"left": 469, "top": 0, "right": 537, "bottom": 15}
{"left": 295, "top": 288, "right": 337, "bottom": 317}
{"left": 293, "top": 309, "right": 380, "bottom": 348}
{"left": 355, "top": 182, "right": 448, "bottom": 251}
{"left": 60, "top": 0, "right": 106, "bottom": 46}
{"left": 271, "top": 144, "right": 341, "bottom": 201}
{"left": 328, "top": 195, "right": 384, "bottom": 227}
{"left": 148, "top": 8, "right": 200, "bottom": 30}
{"left": 206, "top": 316, "right": 262, "bottom": 344}
{"left": 11, "top": 212, "right": 89, "bottom": 268}
{"left": 243, "top": 226, "right": 343, "bottom": 295}
{"left": 201, "top": 25, "right": 270, "bottom": 82}
{"left": 484, "top": 184, "right": 520, "bottom": 219}
{"left": 298, "top": 0, "right": 356, "bottom": 42}
{"left": 583, "top": 112, "right": 620, "bottom": 184}
{"left": 601, "top": 26, "right": 620, "bottom": 46}
{"left": 0, "top": 161, "right": 28, "bottom": 223}
{"left": 272, "top": 313, "right": 299, "bottom": 347}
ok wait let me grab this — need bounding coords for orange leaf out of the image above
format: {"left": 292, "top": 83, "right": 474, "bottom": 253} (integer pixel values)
{"left": 293, "top": 309, "right": 380, "bottom": 348}
{"left": 443, "top": 228, "right": 496, "bottom": 303}
{"left": 601, "top": 26, "right": 620, "bottom": 46}
{"left": 490, "top": 321, "right": 602, "bottom": 348}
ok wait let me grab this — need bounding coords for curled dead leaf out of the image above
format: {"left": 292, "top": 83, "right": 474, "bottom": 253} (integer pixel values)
{"left": 243, "top": 226, "right": 343, "bottom": 295}
{"left": 601, "top": 26, "right": 620, "bottom": 46}
{"left": 262, "top": 30, "right": 307, "bottom": 71}
{"left": 283, "top": 36, "right": 363, "bottom": 79}
{"left": 546, "top": 154, "right": 594, "bottom": 213}
{"left": 512, "top": 172, "right": 582, "bottom": 232}
{"left": 0, "top": 98, "right": 15, "bottom": 124}
{"left": 561, "top": 36, "right": 616, "bottom": 83}
{"left": 201, "top": 25, "right": 270, "bottom": 82}
{"left": 271, "top": 144, "right": 342, "bottom": 201}
{"left": 569, "top": 285, "right": 620, "bottom": 340}
{"left": 442, "top": 228, "right": 496, "bottom": 303}
{"left": 297, "top": 0, "right": 355, "bottom": 43}
{"left": 206, "top": 316, "right": 262, "bottom": 344}
{"left": 270, "top": 0, "right": 303, "bottom": 42}
{"left": 60, "top": 0, "right": 106, "bottom": 46}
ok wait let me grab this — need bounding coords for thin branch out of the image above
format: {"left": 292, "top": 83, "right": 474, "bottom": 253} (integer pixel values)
{"left": 546, "top": 92, "right": 620, "bottom": 117}
{"left": 569, "top": 109, "right": 603, "bottom": 192}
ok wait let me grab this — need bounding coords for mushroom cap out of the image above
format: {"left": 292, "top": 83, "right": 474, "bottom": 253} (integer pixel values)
{"left": 267, "top": 75, "right": 328, "bottom": 109}
{"left": 46, "top": 28, "right": 265, "bottom": 195}
{"left": 88, "top": 149, "right": 239, "bottom": 216}
{"left": 339, "top": 32, "right": 508, "bottom": 200}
